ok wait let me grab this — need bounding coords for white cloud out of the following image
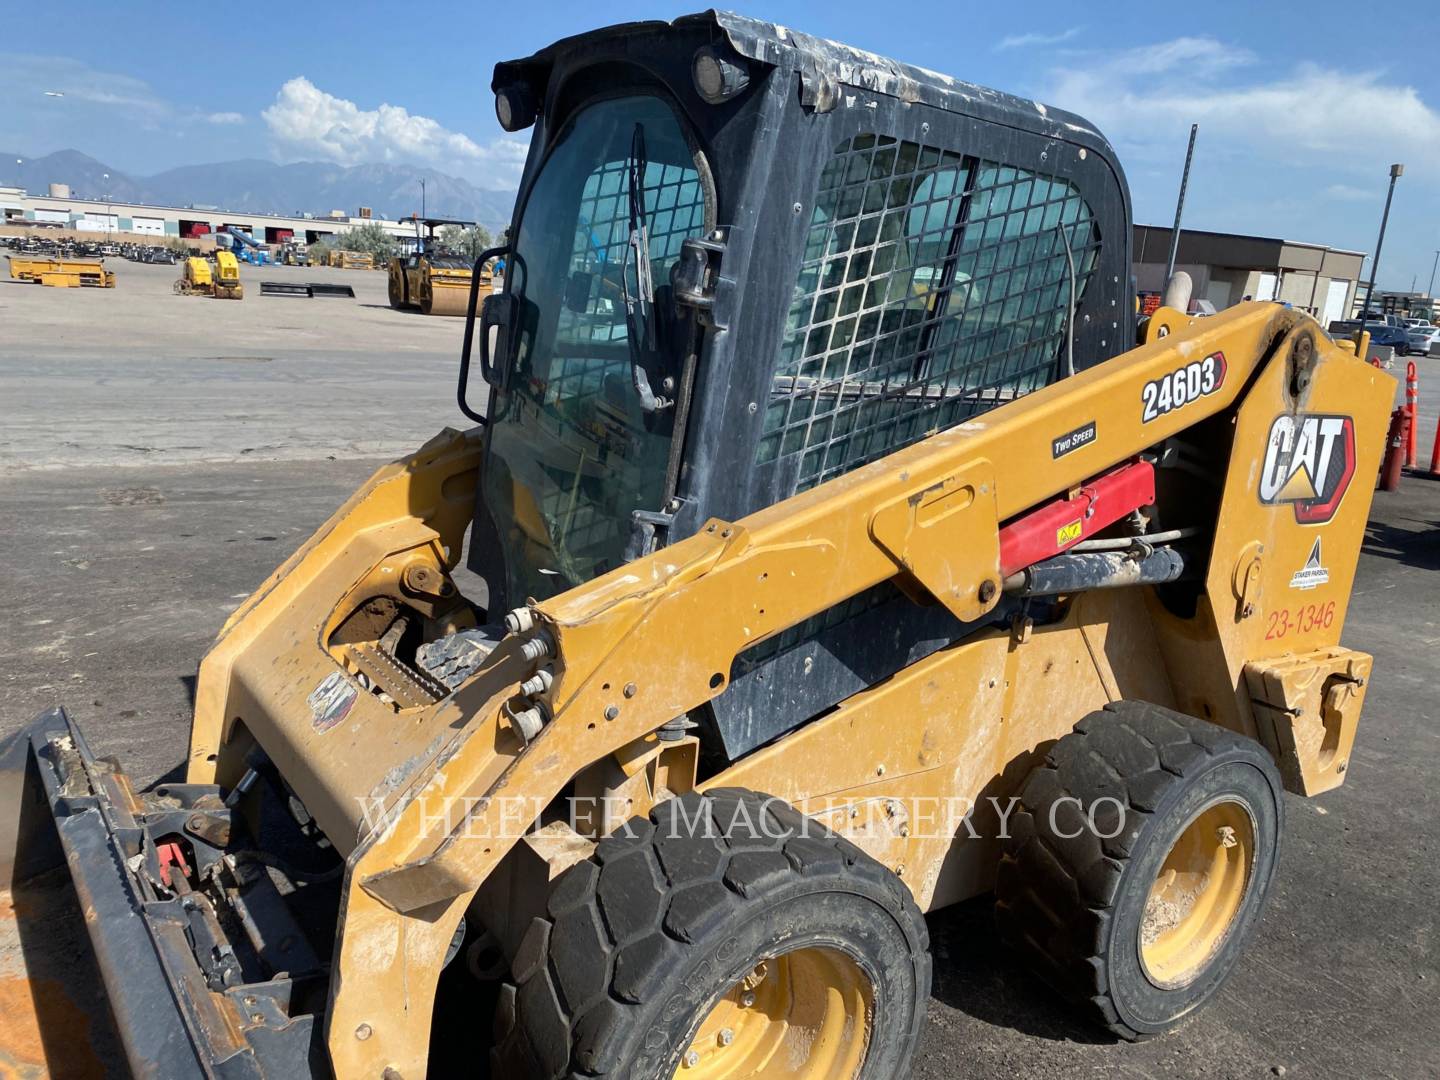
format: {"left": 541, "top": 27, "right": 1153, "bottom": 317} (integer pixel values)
{"left": 1326, "top": 184, "right": 1376, "bottom": 201}
{"left": 1038, "top": 35, "right": 1440, "bottom": 286}
{"left": 1116, "top": 36, "right": 1252, "bottom": 76}
{"left": 994, "top": 27, "right": 1082, "bottom": 52}
{"left": 261, "top": 76, "right": 527, "bottom": 185}
{"left": 0, "top": 53, "right": 258, "bottom": 142}
{"left": 1046, "top": 39, "right": 1440, "bottom": 168}
{"left": 0, "top": 52, "right": 169, "bottom": 116}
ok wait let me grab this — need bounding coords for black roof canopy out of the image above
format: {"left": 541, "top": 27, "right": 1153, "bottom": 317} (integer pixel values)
{"left": 494, "top": 10, "right": 1117, "bottom": 160}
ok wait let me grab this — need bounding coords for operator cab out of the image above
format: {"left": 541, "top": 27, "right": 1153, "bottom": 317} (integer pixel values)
{"left": 459, "top": 11, "right": 1133, "bottom": 756}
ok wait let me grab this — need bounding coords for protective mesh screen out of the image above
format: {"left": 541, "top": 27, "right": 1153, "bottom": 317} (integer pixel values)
{"left": 557, "top": 156, "right": 706, "bottom": 348}
{"left": 758, "top": 133, "right": 1101, "bottom": 494}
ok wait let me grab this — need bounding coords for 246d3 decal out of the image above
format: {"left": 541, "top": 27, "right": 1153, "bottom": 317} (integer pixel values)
{"left": 1259, "top": 413, "right": 1356, "bottom": 524}
{"left": 1141, "top": 351, "right": 1226, "bottom": 422}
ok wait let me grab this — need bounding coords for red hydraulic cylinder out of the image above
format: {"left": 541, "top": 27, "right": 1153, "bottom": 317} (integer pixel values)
{"left": 998, "top": 460, "right": 1156, "bottom": 576}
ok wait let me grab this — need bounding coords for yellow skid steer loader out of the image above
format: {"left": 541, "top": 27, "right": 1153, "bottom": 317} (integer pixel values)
{"left": 1, "top": 13, "right": 1392, "bottom": 1079}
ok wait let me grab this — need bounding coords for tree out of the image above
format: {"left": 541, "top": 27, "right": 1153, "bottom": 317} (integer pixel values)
{"left": 338, "top": 221, "right": 399, "bottom": 258}
{"left": 437, "top": 223, "right": 495, "bottom": 261}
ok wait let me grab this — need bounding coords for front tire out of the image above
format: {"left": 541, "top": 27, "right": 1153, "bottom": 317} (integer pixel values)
{"left": 996, "top": 700, "right": 1283, "bottom": 1040}
{"left": 495, "top": 789, "right": 930, "bottom": 1079}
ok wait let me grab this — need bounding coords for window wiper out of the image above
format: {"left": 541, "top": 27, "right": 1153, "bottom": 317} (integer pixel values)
{"left": 621, "top": 122, "right": 669, "bottom": 412}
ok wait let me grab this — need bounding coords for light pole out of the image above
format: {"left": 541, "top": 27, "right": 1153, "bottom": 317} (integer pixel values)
{"left": 102, "top": 172, "right": 112, "bottom": 235}
{"left": 1427, "top": 249, "right": 1439, "bottom": 299}
{"left": 1163, "top": 124, "right": 1199, "bottom": 286}
{"left": 1358, "top": 163, "right": 1403, "bottom": 321}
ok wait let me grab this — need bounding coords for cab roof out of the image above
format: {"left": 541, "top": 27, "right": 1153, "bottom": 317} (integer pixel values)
{"left": 494, "top": 9, "right": 1115, "bottom": 157}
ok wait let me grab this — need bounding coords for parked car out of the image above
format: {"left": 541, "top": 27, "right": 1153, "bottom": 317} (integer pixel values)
{"left": 1330, "top": 318, "right": 1410, "bottom": 355}
{"left": 1364, "top": 320, "right": 1411, "bottom": 355}
{"left": 1407, "top": 322, "right": 1439, "bottom": 355}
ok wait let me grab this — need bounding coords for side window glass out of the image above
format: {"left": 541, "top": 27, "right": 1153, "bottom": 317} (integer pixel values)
{"left": 761, "top": 134, "right": 1100, "bottom": 492}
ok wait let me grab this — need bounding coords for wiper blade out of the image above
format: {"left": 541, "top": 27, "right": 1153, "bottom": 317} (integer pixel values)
{"left": 621, "top": 122, "right": 668, "bottom": 412}
{"left": 624, "top": 123, "right": 656, "bottom": 342}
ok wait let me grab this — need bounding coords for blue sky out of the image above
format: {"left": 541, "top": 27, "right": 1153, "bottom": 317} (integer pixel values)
{"left": 4, "top": 0, "right": 1439, "bottom": 290}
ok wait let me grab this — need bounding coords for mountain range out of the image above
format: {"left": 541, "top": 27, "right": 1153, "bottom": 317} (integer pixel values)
{"left": 3, "top": 149, "right": 515, "bottom": 229}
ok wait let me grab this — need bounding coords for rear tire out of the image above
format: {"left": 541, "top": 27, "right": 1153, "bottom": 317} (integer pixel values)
{"left": 494, "top": 788, "right": 930, "bottom": 1079}
{"left": 995, "top": 700, "right": 1283, "bottom": 1040}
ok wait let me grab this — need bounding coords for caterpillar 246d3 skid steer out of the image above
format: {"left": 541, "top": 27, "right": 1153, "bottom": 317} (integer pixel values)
{"left": 1, "top": 12, "right": 1394, "bottom": 1080}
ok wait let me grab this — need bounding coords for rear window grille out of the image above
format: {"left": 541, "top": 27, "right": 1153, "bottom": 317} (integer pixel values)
{"left": 760, "top": 134, "right": 1101, "bottom": 492}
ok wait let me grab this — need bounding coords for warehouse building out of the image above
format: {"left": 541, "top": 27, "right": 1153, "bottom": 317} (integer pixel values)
{"left": 1133, "top": 225, "right": 1365, "bottom": 325}
{"left": 0, "top": 185, "right": 418, "bottom": 246}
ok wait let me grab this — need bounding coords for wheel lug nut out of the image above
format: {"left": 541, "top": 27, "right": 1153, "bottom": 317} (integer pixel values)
{"left": 718, "top": 1027, "right": 734, "bottom": 1047}
{"left": 1217, "top": 825, "right": 1238, "bottom": 849}
{"left": 683, "top": 1049, "right": 700, "bottom": 1068}
{"left": 740, "top": 991, "right": 756, "bottom": 1007}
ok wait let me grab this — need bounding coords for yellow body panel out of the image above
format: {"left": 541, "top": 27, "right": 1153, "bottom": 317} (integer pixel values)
{"left": 185, "top": 256, "right": 213, "bottom": 287}
{"left": 179, "top": 303, "right": 1392, "bottom": 1075}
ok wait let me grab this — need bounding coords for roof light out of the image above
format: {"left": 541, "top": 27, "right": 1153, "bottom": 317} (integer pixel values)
{"left": 692, "top": 46, "right": 749, "bottom": 104}
{"left": 495, "top": 83, "right": 538, "bottom": 132}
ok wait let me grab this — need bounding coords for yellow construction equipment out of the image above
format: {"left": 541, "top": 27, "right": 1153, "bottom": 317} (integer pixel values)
{"left": 0, "top": 14, "right": 1395, "bottom": 1080}
{"left": 280, "top": 241, "right": 311, "bottom": 267}
{"left": 174, "top": 251, "right": 243, "bottom": 299}
{"left": 389, "top": 218, "right": 494, "bottom": 316}
{"left": 6, "top": 254, "right": 115, "bottom": 287}
{"left": 328, "top": 249, "right": 374, "bottom": 270}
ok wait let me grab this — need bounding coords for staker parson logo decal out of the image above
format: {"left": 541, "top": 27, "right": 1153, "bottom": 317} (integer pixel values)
{"left": 1259, "top": 413, "right": 1356, "bottom": 524}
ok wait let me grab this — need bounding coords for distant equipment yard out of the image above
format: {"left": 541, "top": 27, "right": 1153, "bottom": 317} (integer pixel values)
{"left": 1, "top": 185, "right": 421, "bottom": 247}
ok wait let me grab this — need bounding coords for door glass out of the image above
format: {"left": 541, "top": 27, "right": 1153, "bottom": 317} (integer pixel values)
{"left": 483, "top": 95, "right": 708, "bottom": 603}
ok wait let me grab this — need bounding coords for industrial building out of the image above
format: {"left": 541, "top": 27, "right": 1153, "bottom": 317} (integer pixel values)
{"left": 0, "top": 184, "right": 417, "bottom": 246}
{"left": 1133, "top": 224, "right": 1365, "bottom": 325}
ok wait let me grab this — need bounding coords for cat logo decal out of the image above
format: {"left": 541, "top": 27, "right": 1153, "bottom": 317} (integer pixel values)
{"left": 1258, "top": 414, "right": 1355, "bottom": 524}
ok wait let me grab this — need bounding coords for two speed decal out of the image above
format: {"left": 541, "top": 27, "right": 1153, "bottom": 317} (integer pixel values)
{"left": 1141, "top": 351, "right": 1227, "bottom": 422}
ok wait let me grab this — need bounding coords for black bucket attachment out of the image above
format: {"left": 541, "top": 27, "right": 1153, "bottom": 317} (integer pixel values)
{"left": 0, "top": 709, "right": 334, "bottom": 1078}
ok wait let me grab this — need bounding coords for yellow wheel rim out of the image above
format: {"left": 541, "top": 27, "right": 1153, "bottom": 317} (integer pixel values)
{"left": 675, "top": 948, "right": 873, "bottom": 1079}
{"left": 1140, "top": 799, "right": 1256, "bottom": 988}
